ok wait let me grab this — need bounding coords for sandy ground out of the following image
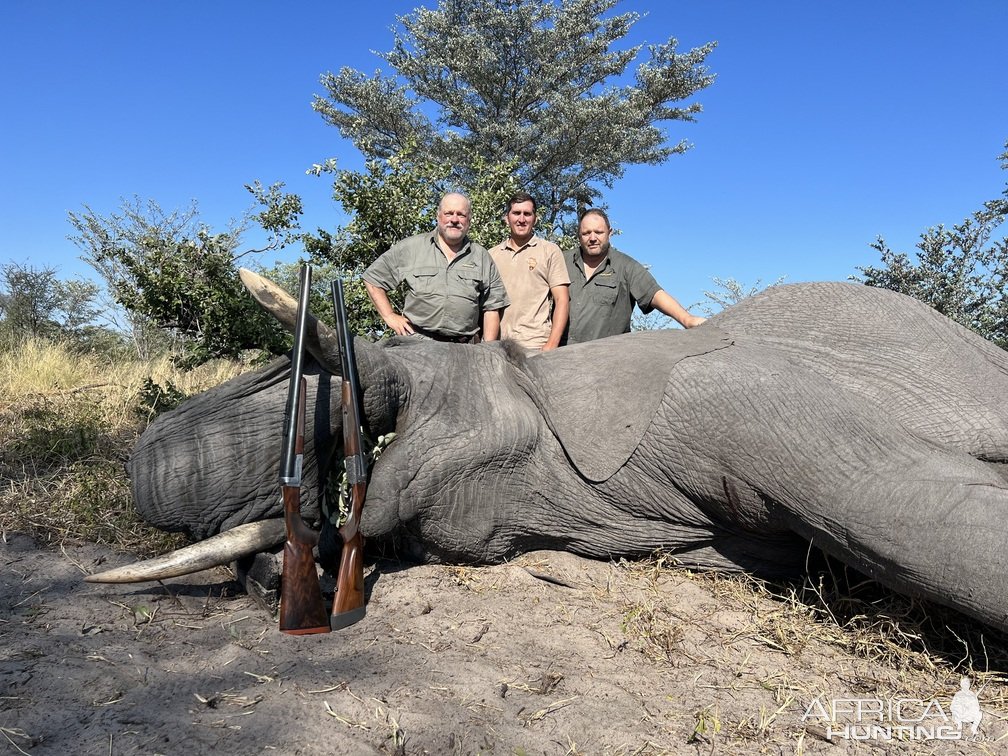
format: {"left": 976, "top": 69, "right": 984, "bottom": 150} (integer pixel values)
{"left": 2, "top": 532, "right": 1006, "bottom": 755}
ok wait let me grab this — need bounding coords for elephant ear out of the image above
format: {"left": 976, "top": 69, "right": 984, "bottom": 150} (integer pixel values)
{"left": 525, "top": 327, "right": 733, "bottom": 482}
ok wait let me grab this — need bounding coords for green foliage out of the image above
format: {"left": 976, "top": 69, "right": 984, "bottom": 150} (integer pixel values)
{"left": 0, "top": 262, "right": 101, "bottom": 345}
{"left": 312, "top": 0, "right": 716, "bottom": 236}
{"left": 136, "top": 377, "right": 188, "bottom": 421}
{"left": 245, "top": 180, "right": 305, "bottom": 251}
{"left": 54, "top": 278, "right": 101, "bottom": 334}
{"left": 67, "top": 325, "right": 135, "bottom": 360}
{"left": 314, "top": 150, "right": 437, "bottom": 264}
{"left": 69, "top": 198, "right": 291, "bottom": 367}
{"left": 0, "top": 262, "right": 61, "bottom": 340}
{"left": 856, "top": 141, "right": 1008, "bottom": 349}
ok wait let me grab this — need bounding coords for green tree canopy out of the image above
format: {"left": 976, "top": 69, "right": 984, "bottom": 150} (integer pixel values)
{"left": 68, "top": 197, "right": 291, "bottom": 366}
{"left": 0, "top": 262, "right": 101, "bottom": 347}
{"left": 856, "top": 141, "right": 1008, "bottom": 349}
{"left": 312, "top": 0, "right": 716, "bottom": 236}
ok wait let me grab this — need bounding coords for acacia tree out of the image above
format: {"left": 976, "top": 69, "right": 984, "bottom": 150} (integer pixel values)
{"left": 0, "top": 262, "right": 100, "bottom": 346}
{"left": 312, "top": 0, "right": 716, "bottom": 237}
{"left": 0, "top": 263, "right": 62, "bottom": 342}
{"left": 856, "top": 141, "right": 1008, "bottom": 350}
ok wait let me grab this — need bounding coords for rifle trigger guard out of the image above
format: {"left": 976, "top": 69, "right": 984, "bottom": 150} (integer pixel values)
{"left": 345, "top": 454, "right": 368, "bottom": 485}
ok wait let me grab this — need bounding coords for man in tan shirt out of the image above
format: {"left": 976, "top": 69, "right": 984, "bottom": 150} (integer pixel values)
{"left": 489, "top": 192, "right": 570, "bottom": 353}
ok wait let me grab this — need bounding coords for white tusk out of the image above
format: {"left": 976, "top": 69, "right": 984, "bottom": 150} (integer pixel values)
{"left": 238, "top": 266, "right": 339, "bottom": 366}
{"left": 84, "top": 519, "right": 286, "bottom": 583}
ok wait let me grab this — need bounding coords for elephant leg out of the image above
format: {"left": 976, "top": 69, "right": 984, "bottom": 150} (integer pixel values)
{"left": 665, "top": 350, "right": 1008, "bottom": 631}
{"left": 821, "top": 459, "right": 1008, "bottom": 629}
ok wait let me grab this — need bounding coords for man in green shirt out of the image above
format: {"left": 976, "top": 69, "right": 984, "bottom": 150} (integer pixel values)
{"left": 363, "top": 192, "right": 509, "bottom": 342}
{"left": 563, "top": 208, "right": 705, "bottom": 345}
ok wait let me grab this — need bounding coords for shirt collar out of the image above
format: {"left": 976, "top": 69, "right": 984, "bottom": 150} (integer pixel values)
{"left": 506, "top": 234, "right": 539, "bottom": 254}
{"left": 575, "top": 246, "right": 612, "bottom": 272}
{"left": 431, "top": 231, "right": 471, "bottom": 259}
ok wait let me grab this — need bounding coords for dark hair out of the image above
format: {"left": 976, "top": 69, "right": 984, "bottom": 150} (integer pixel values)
{"left": 579, "top": 207, "right": 611, "bottom": 229}
{"left": 504, "top": 191, "right": 537, "bottom": 214}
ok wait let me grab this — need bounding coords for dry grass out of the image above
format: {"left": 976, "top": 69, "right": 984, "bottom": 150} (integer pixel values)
{"left": 619, "top": 552, "right": 1008, "bottom": 749}
{"left": 0, "top": 337, "right": 242, "bottom": 407}
{"left": 0, "top": 337, "right": 247, "bottom": 555}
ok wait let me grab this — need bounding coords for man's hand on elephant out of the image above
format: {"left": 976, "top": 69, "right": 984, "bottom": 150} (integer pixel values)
{"left": 384, "top": 312, "right": 415, "bottom": 336}
{"left": 651, "top": 290, "right": 705, "bottom": 330}
{"left": 365, "top": 281, "right": 414, "bottom": 336}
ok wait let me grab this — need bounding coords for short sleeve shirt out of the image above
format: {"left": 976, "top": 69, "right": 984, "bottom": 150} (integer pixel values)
{"left": 563, "top": 246, "right": 661, "bottom": 344}
{"left": 363, "top": 232, "right": 509, "bottom": 338}
{"left": 489, "top": 234, "right": 570, "bottom": 350}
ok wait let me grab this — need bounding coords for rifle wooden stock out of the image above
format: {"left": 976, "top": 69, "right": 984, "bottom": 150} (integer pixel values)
{"left": 278, "top": 266, "right": 330, "bottom": 635}
{"left": 279, "top": 498, "right": 329, "bottom": 633}
{"left": 330, "top": 526, "right": 365, "bottom": 629}
{"left": 330, "top": 278, "right": 367, "bottom": 630}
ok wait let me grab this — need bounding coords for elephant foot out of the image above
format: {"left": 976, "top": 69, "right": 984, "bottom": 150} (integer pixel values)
{"left": 234, "top": 549, "right": 282, "bottom": 615}
{"left": 235, "top": 548, "right": 343, "bottom": 620}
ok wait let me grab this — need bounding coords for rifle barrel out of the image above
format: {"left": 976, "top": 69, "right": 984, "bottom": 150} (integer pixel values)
{"left": 278, "top": 264, "right": 330, "bottom": 635}
{"left": 330, "top": 277, "right": 367, "bottom": 630}
{"left": 280, "top": 265, "right": 312, "bottom": 486}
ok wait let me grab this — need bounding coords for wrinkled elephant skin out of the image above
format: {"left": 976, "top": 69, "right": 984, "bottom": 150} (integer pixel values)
{"left": 128, "top": 280, "right": 1008, "bottom": 632}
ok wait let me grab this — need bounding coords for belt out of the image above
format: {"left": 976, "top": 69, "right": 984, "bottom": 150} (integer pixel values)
{"left": 412, "top": 326, "right": 478, "bottom": 344}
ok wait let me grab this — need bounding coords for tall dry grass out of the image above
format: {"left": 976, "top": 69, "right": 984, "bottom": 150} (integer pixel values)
{"left": 0, "top": 337, "right": 247, "bottom": 555}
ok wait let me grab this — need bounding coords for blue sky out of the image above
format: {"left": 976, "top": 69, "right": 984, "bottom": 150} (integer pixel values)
{"left": 2, "top": 1, "right": 1005, "bottom": 313}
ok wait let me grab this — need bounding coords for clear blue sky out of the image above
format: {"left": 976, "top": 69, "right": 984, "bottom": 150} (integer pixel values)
{"left": 2, "top": 1, "right": 1005, "bottom": 312}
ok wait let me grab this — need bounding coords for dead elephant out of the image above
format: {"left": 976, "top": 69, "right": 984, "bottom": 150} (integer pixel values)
{"left": 94, "top": 271, "right": 1008, "bottom": 633}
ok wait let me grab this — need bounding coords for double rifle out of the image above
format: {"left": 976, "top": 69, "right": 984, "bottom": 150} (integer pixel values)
{"left": 277, "top": 264, "right": 367, "bottom": 634}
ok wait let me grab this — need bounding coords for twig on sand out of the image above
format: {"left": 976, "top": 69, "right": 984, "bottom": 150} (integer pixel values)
{"left": 523, "top": 696, "right": 579, "bottom": 725}
{"left": 0, "top": 727, "right": 33, "bottom": 756}
{"left": 323, "top": 700, "right": 371, "bottom": 730}
{"left": 60, "top": 543, "right": 89, "bottom": 575}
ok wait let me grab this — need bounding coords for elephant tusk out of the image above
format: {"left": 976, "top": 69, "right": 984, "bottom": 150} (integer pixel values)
{"left": 83, "top": 519, "right": 286, "bottom": 583}
{"left": 238, "top": 267, "right": 340, "bottom": 367}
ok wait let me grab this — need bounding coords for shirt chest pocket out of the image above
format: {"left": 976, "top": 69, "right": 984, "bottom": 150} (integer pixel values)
{"left": 588, "top": 277, "right": 618, "bottom": 304}
{"left": 409, "top": 267, "right": 440, "bottom": 293}
{"left": 452, "top": 270, "right": 482, "bottom": 302}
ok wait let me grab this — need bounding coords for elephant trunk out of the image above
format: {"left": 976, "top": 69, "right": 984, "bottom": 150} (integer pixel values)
{"left": 128, "top": 357, "right": 312, "bottom": 540}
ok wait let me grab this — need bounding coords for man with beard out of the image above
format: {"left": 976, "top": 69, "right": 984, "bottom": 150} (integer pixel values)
{"left": 364, "top": 192, "right": 509, "bottom": 343}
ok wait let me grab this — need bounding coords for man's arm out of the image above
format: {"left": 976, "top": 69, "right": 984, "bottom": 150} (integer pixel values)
{"left": 364, "top": 281, "right": 414, "bottom": 335}
{"left": 651, "top": 289, "right": 706, "bottom": 329}
{"left": 543, "top": 284, "right": 570, "bottom": 351}
{"left": 481, "top": 308, "right": 501, "bottom": 341}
